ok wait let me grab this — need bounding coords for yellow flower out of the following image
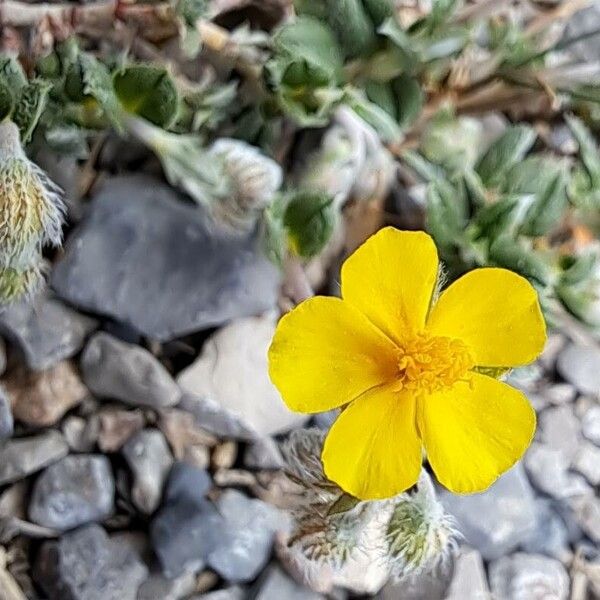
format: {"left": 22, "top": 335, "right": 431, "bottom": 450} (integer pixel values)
{"left": 269, "top": 227, "right": 546, "bottom": 500}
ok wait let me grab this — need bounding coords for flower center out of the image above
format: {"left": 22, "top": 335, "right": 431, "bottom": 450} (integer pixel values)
{"left": 394, "top": 332, "right": 474, "bottom": 394}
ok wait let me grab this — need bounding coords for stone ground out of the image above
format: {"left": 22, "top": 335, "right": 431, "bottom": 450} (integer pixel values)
{"left": 0, "top": 174, "right": 598, "bottom": 599}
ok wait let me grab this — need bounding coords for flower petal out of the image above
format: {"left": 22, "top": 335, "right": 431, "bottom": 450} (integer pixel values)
{"left": 322, "top": 385, "right": 422, "bottom": 500}
{"left": 419, "top": 372, "right": 536, "bottom": 494}
{"left": 341, "top": 227, "right": 439, "bottom": 345}
{"left": 426, "top": 268, "right": 546, "bottom": 367}
{"left": 269, "top": 296, "right": 399, "bottom": 413}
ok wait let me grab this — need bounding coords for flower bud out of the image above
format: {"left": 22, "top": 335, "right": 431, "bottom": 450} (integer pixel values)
{"left": 0, "top": 121, "right": 64, "bottom": 266}
{"left": 386, "top": 471, "right": 459, "bottom": 580}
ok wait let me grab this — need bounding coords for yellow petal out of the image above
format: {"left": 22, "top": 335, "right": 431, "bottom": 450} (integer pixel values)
{"left": 322, "top": 385, "right": 422, "bottom": 500}
{"left": 341, "top": 227, "right": 439, "bottom": 345}
{"left": 418, "top": 372, "right": 536, "bottom": 494}
{"left": 426, "top": 268, "right": 546, "bottom": 367}
{"left": 269, "top": 296, "right": 399, "bottom": 413}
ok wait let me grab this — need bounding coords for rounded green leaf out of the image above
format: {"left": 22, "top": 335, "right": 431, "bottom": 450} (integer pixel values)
{"left": 114, "top": 65, "right": 179, "bottom": 128}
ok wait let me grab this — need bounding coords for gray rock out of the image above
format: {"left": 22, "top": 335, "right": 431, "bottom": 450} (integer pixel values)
{"left": 0, "top": 431, "right": 68, "bottom": 485}
{"left": 573, "top": 441, "right": 600, "bottom": 485}
{"left": 565, "top": 5, "right": 600, "bottom": 62}
{"left": 539, "top": 405, "right": 581, "bottom": 462}
{"left": 0, "top": 293, "right": 96, "bottom": 371}
{"left": 179, "top": 394, "right": 257, "bottom": 441}
{"left": 122, "top": 429, "right": 173, "bottom": 514}
{"left": 29, "top": 455, "right": 115, "bottom": 531}
{"left": 34, "top": 524, "right": 148, "bottom": 600}
{"left": 244, "top": 437, "right": 284, "bottom": 470}
{"left": 569, "top": 494, "right": 600, "bottom": 543}
{"left": 379, "top": 561, "right": 453, "bottom": 600}
{"left": 545, "top": 383, "right": 577, "bottom": 406}
{"left": 194, "top": 588, "right": 245, "bottom": 600}
{"left": 582, "top": 405, "right": 600, "bottom": 446}
{"left": 0, "top": 385, "right": 13, "bottom": 440}
{"left": 557, "top": 343, "right": 600, "bottom": 396}
{"left": 522, "top": 500, "right": 570, "bottom": 561}
{"left": 52, "top": 175, "right": 280, "bottom": 341}
{"left": 445, "top": 547, "right": 489, "bottom": 600}
{"left": 207, "top": 490, "right": 284, "bottom": 582}
{"left": 524, "top": 443, "right": 591, "bottom": 499}
{"left": 439, "top": 465, "right": 537, "bottom": 560}
{"left": 254, "top": 565, "right": 325, "bottom": 600}
{"left": 177, "top": 315, "right": 307, "bottom": 438}
{"left": 489, "top": 553, "right": 569, "bottom": 600}
{"left": 81, "top": 332, "right": 180, "bottom": 409}
{"left": 137, "top": 571, "right": 196, "bottom": 600}
{"left": 150, "top": 462, "right": 219, "bottom": 577}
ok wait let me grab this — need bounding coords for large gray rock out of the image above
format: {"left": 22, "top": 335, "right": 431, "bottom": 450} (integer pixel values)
{"left": 177, "top": 315, "right": 307, "bottom": 438}
{"left": 137, "top": 571, "right": 196, "bottom": 600}
{"left": 52, "top": 175, "right": 280, "bottom": 341}
{"left": 539, "top": 405, "right": 581, "bottom": 462}
{"left": 0, "top": 385, "right": 13, "bottom": 440}
{"left": 524, "top": 443, "right": 591, "bottom": 499}
{"left": 521, "top": 499, "right": 570, "bottom": 561}
{"left": 80, "top": 333, "right": 180, "bottom": 409}
{"left": 34, "top": 524, "right": 148, "bottom": 600}
{"left": 122, "top": 429, "right": 173, "bottom": 514}
{"left": 557, "top": 343, "right": 600, "bottom": 396}
{"left": 253, "top": 565, "right": 325, "bottom": 600}
{"left": 489, "top": 553, "right": 569, "bottom": 600}
{"left": 582, "top": 405, "right": 600, "bottom": 445}
{"left": 0, "top": 292, "right": 96, "bottom": 371}
{"left": 0, "top": 431, "right": 68, "bottom": 485}
{"left": 207, "top": 490, "right": 285, "bottom": 582}
{"left": 379, "top": 562, "right": 454, "bottom": 600}
{"left": 439, "top": 465, "right": 537, "bottom": 560}
{"left": 29, "top": 455, "right": 115, "bottom": 531}
{"left": 150, "top": 462, "right": 220, "bottom": 577}
{"left": 445, "top": 547, "right": 489, "bottom": 600}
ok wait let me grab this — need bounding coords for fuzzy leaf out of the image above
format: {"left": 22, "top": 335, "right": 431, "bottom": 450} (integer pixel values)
{"left": 114, "top": 65, "right": 179, "bottom": 128}
{"left": 426, "top": 179, "right": 466, "bottom": 249}
{"left": 12, "top": 80, "right": 52, "bottom": 143}
{"left": 345, "top": 87, "right": 402, "bottom": 142}
{"left": 79, "top": 53, "right": 123, "bottom": 130}
{"left": 0, "top": 82, "right": 14, "bottom": 122}
{"left": 476, "top": 125, "right": 536, "bottom": 187}
{"left": 284, "top": 191, "right": 336, "bottom": 258}
{"left": 0, "top": 57, "right": 27, "bottom": 93}
{"left": 327, "top": 493, "right": 361, "bottom": 516}
{"left": 488, "top": 235, "right": 552, "bottom": 285}
{"left": 394, "top": 74, "right": 424, "bottom": 128}
{"left": 521, "top": 171, "right": 568, "bottom": 237}
{"left": 560, "top": 253, "right": 597, "bottom": 286}
{"left": 566, "top": 114, "right": 600, "bottom": 188}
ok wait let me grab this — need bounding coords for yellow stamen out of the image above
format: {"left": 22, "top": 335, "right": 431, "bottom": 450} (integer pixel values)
{"left": 394, "top": 332, "right": 474, "bottom": 395}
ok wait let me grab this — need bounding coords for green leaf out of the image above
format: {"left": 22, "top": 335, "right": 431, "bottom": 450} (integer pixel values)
{"left": 0, "top": 56, "right": 27, "bottom": 93}
{"left": 271, "top": 17, "right": 343, "bottom": 87}
{"left": 393, "top": 74, "right": 423, "bottom": 128}
{"left": 327, "top": 492, "right": 361, "bottom": 516}
{"left": 12, "top": 79, "right": 52, "bottom": 143}
{"left": 362, "top": 0, "right": 394, "bottom": 26}
{"left": 262, "top": 196, "right": 288, "bottom": 266}
{"left": 560, "top": 253, "right": 597, "bottom": 286}
{"left": 114, "top": 65, "right": 179, "bottom": 128}
{"left": 345, "top": 87, "right": 402, "bottom": 142}
{"left": 488, "top": 235, "right": 552, "bottom": 285}
{"left": 476, "top": 125, "right": 536, "bottom": 187}
{"left": 426, "top": 179, "right": 467, "bottom": 249}
{"left": 78, "top": 53, "right": 123, "bottom": 130}
{"left": 378, "top": 18, "right": 419, "bottom": 71}
{"left": 473, "top": 366, "right": 511, "bottom": 379}
{"left": 327, "top": 0, "right": 379, "bottom": 59}
{"left": 283, "top": 191, "right": 336, "bottom": 258}
{"left": 0, "top": 82, "right": 14, "bottom": 122}
{"left": 521, "top": 171, "right": 568, "bottom": 237}
{"left": 566, "top": 114, "right": 600, "bottom": 188}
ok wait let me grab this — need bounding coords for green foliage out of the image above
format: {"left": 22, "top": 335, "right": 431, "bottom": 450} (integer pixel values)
{"left": 12, "top": 80, "right": 52, "bottom": 143}
{"left": 283, "top": 191, "right": 336, "bottom": 258}
{"left": 410, "top": 113, "right": 600, "bottom": 328}
{"left": 114, "top": 65, "right": 179, "bottom": 128}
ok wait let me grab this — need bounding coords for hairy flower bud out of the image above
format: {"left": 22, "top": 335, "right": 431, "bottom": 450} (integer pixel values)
{"left": 0, "top": 121, "right": 64, "bottom": 265}
{"left": 386, "top": 472, "right": 459, "bottom": 580}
